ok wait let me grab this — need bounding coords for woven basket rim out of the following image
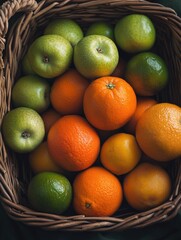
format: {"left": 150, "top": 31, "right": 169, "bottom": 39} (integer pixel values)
{"left": 0, "top": 0, "right": 181, "bottom": 232}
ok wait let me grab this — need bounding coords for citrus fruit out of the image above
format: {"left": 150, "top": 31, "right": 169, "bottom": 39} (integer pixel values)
{"left": 83, "top": 76, "right": 137, "bottom": 130}
{"left": 125, "top": 52, "right": 168, "bottom": 96}
{"left": 47, "top": 115, "right": 100, "bottom": 171}
{"left": 136, "top": 103, "right": 181, "bottom": 161}
{"left": 28, "top": 172, "right": 72, "bottom": 214}
{"left": 73, "top": 166, "right": 123, "bottom": 217}
{"left": 41, "top": 109, "right": 61, "bottom": 135}
{"left": 86, "top": 21, "right": 114, "bottom": 40}
{"left": 29, "top": 142, "right": 62, "bottom": 174}
{"left": 125, "top": 97, "right": 157, "bottom": 134}
{"left": 123, "top": 162, "right": 171, "bottom": 211}
{"left": 44, "top": 18, "right": 84, "bottom": 46}
{"left": 114, "top": 14, "right": 156, "bottom": 53}
{"left": 50, "top": 69, "right": 89, "bottom": 115}
{"left": 100, "top": 133, "right": 141, "bottom": 175}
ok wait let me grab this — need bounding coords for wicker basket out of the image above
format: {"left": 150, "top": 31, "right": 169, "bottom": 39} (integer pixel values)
{"left": 0, "top": 0, "right": 181, "bottom": 232}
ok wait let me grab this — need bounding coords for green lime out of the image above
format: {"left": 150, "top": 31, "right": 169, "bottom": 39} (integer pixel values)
{"left": 44, "top": 19, "right": 84, "bottom": 46}
{"left": 28, "top": 172, "right": 72, "bottom": 214}
{"left": 125, "top": 52, "right": 169, "bottom": 96}
{"left": 114, "top": 14, "right": 156, "bottom": 53}
{"left": 86, "top": 21, "right": 114, "bottom": 41}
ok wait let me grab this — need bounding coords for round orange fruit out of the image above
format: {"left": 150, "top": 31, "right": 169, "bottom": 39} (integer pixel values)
{"left": 136, "top": 103, "right": 181, "bottom": 161}
{"left": 123, "top": 162, "right": 171, "bottom": 211}
{"left": 73, "top": 166, "right": 123, "bottom": 217}
{"left": 29, "top": 141, "right": 62, "bottom": 174}
{"left": 100, "top": 133, "right": 141, "bottom": 175}
{"left": 41, "top": 109, "right": 61, "bottom": 135}
{"left": 47, "top": 115, "right": 100, "bottom": 171}
{"left": 50, "top": 68, "right": 89, "bottom": 115}
{"left": 125, "top": 97, "right": 157, "bottom": 134}
{"left": 83, "top": 76, "right": 137, "bottom": 130}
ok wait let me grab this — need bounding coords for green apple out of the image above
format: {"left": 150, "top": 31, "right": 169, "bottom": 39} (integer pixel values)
{"left": 44, "top": 19, "right": 84, "bottom": 47}
{"left": 12, "top": 75, "right": 50, "bottom": 113}
{"left": 2, "top": 107, "right": 45, "bottom": 153}
{"left": 22, "top": 53, "right": 35, "bottom": 75}
{"left": 86, "top": 21, "right": 114, "bottom": 41}
{"left": 74, "top": 35, "right": 119, "bottom": 79}
{"left": 27, "top": 35, "right": 73, "bottom": 78}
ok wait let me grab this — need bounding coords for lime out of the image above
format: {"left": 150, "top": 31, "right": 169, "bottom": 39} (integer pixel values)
{"left": 114, "top": 14, "right": 156, "bottom": 53}
{"left": 28, "top": 172, "right": 72, "bottom": 214}
{"left": 86, "top": 21, "right": 114, "bottom": 41}
{"left": 125, "top": 52, "right": 168, "bottom": 96}
{"left": 44, "top": 19, "right": 84, "bottom": 47}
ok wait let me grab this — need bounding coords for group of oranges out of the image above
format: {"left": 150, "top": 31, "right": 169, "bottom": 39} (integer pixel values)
{"left": 10, "top": 15, "right": 181, "bottom": 217}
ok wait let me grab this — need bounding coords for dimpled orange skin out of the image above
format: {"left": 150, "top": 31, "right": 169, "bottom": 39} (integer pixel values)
{"left": 73, "top": 166, "right": 123, "bottom": 217}
{"left": 136, "top": 103, "right": 181, "bottom": 161}
{"left": 50, "top": 68, "right": 89, "bottom": 115}
{"left": 47, "top": 115, "right": 100, "bottom": 171}
{"left": 123, "top": 163, "right": 171, "bottom": 211}
{"left": 83, "top": 76, "right": 137, "bottom": 130}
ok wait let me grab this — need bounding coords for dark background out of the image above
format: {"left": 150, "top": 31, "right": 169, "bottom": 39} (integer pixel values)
{"left": 0, "top": 0, "right": 181, "bottom": 239}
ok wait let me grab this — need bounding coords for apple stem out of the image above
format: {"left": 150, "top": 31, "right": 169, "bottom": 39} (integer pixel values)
{"left": 21, "top": 131, "right": 31, "bottom": 139}
{"left": 96, "top": 47, "right": 103, "bottom": 53}
{"left": 106, "top": 83, "right": 115, "bottom": 89}
{"left": 43, "top": 56, "right": 49, "bottom": 63}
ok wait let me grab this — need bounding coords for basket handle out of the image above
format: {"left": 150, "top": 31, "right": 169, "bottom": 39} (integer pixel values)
{"left": 0, "top": 0, "right": 37, "bottom": 68}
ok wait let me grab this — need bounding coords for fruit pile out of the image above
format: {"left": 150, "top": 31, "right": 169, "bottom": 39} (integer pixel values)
{"left": 1, "top": 15, "right": 181, "bottom": 217}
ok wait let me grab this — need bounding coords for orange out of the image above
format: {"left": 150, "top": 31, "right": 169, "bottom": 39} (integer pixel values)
{"left": 28, "top": 172, "right": 72, "bottom": 214}
{"left": 29, "top": 141, "right": 62, "bottom": 174}
{"left": 73, "top": 166, "right": 123, "bottom": 217}
{"left": 125, "top": 97, "right": 157, "bottom": 134}
{"left": 47, "top": 115, "right": 100, "bottom": 171}
{"left": 83, "top": 76, "right": 137, "bottom": 130}
{"left": 123, "top": 162, "right": 171, "bottom": 211}
{"left": 100, "top": 133, "right": 141, "bottom": 175}
{"left": 136, "top": 103, "right": 181, "bottom": 161}
{"left": 41, "top": 108, "right": 61, "bottom": 135}
{"left": 50, "top": 68, "right": 89, "bottom": 115}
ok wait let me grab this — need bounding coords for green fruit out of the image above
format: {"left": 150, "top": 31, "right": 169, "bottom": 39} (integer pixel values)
{"left": 28, "top": 172, "right": 72, "bottom": 214}
{"left": 125, "top": 52, "right": 168, "bottom": 96}
{"left": 114, "top": 14, "right": 156, "bottom": 53}
{"left": 27, "top": 35, "right": 73, "bottom": 78}
{"left": 22, "top": 54, "right": 35, "bottom": 75}
{"left": 44, "top": 19, "right": 84, "bottom": 47}
{"left": 86, "top": 21, "right": 114, "bottom": 41}
{"left": 12, "top": 75, "right": 50, "bottom": 113}
{"left": 2, "top": 107, "right": 45, "bottom": 153}
{"left": 74, "top": 35, "right": 119, "bottom": 79}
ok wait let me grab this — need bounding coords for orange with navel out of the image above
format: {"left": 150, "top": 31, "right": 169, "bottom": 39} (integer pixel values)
{"left": 83, "top": 76, "right": 137, "bottom": 130}
{"left": 47, "top": 115, "right": 100, "bottom": 171}
{"left": 73, "top": 166, "right": 123, "bottom": 217}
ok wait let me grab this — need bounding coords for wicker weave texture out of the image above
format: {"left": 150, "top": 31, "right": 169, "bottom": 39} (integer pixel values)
{"left": 0, "top": 0, "right": 181, "bottom": 231}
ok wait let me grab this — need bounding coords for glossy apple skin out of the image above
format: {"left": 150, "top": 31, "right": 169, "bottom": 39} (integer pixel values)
{"left": 27, "top": 35, "right": 73, "bottom": 78}
{"left": 74, "top": 35, "right": 119, "bottom": 79}
{"left": 12, "top": 75, "right": 50, "bottom": 113}
{"left": 2, "top": 107, "right": 45, "bottom": 153}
